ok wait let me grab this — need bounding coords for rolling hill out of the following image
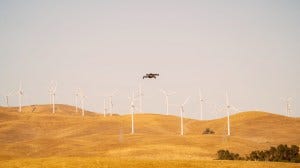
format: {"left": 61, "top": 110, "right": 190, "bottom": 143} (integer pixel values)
{"left": 0, "top": 104, "right": 299, "bottom": 161}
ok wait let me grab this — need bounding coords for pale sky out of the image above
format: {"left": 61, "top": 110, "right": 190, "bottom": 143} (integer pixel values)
{"left": 0, "top": 0, "right": 299, "bottom": 119}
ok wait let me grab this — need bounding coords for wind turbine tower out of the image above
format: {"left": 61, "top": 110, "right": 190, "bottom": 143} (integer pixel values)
{"left": 137, "top": 82, "right": 143, "bottom": 112}
{"left": 129, "top": 91, "right": 137, "bottom": 134}
{"left": 198, "top": 89, "right": 207, "bottom": 120}
{"left": 223, "top": 92, "right": 239, "bottom": 136}
{"left": 285, "top": 97, "right": 292, "bottom": 117}
{"left": 5, "top": 95, "right": 9, "bottom": 107}
{"left": 74, "top": 88, "right": 81, "bottom": 113}
{"left": 108, "top": 90, "right": 118, "bottom": 116}
{"left": 18, "top": 82, "right": 24, "bottom": 112}
{"left": 1, "top": 95, "right": 4, "bottom": 107}
{"left": 48, "top": 81, "right": 57, "bottom": 114}
{"left": 103, "top": 98, "right": 108, "bottom": 117}
{"left": 80, "top": 92, "right": 87, "bottom": 116}
{"left": 4, "top": 90, "right": 15, "bottom": 107}
{"left": 179, "top": 97, "right": 190, "bottom": 136}
{"left": 160, "top": 89, "right": 176, "bottom": 115}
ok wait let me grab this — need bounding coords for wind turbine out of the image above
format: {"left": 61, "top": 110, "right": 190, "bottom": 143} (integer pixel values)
{"left": 0, "top": 94, "right": 5, "bottom": 106}
{"left": 179, "top": 97, "right": 190, "bottom": 136}
{"left": 5, "top": 95, "right": 9, "bottom": 107}
{"left": 4, "top": 90, "right": 15, "bottom": 107}
{"left": 198, "top": 89, "right": 207, "bottom": 120}
{"left": 80, "top": 93, "right": 87, "bottom": 116}
{"left": 283, "top": 97, "right": 292, "bottom": 117}
{"left": 74, "top": 88, "right": 81, "bottom": 113}
{"left": 171, "top": 96, "right": 190, "bottom": 136}
{"left": 128, "top": 91, "right": 137, "bottom": 134}
{"left": 108, "top": 90, "right": 118, "bottom": 116}
{"left": 18, "top": 82, "right": 24, "bottom": 112}
{"left": 221, "top": 92, "right": 239, "bottom": 136}
{"left": 160, "top": 89, "right": 176, "bottom": 115}
{"left": 0, "top": 94, "right": 3, "bottom": 106}
{"left": 48, "top": 81, "right": 57, "bottom": 114}
{"left": 136, "top": 82, "right": 144, "bottom": 113}
{"left": 103, "top": 98, "right": 108, "bottom": 117}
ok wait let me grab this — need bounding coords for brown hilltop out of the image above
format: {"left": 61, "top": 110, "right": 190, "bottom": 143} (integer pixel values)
{"left": 0, "top": 105, "right": 299, "bottom": 160}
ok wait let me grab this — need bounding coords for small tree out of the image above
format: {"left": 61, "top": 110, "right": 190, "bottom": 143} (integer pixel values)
{"left": 264, "top": 150, "right": 271, "bottom": 161}
{"left": 217, "top": 150, "right": 232, "bottom": 160}
{"left": 217, "top": 150, "right": 240, "bottom": 160}
{"left": 202, "top": 128, "right": 215, "bottom": 134}
{"left": 290, "top": 145, "right": 299, "bottom": 162}
{"left": 249, "top": 151, "right": 259, "bottom": 161}
{"left": 269, "top": 147, "right": 277, "bottom": 161}
{"left": 276, "top": 144, "right": 290, "bottom": 161}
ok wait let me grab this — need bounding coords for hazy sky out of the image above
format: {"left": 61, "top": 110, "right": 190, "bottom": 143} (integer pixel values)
{"left": 0, "top": 0, "right": 299, "bottom": 119}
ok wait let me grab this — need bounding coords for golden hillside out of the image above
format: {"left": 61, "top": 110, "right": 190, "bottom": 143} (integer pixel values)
{"left": 0, "top": 104, "right": 299, "bottom": 161}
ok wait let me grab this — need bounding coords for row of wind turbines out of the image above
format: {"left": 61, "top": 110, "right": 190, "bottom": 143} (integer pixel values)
{"left": 2, "top": 82, "right": 24, "bottom": 112}
{"left": 121, "top": 86, "right": 250, "bottom": 136}
{"left": 1, "top": 81, "right": 294, "bottom": 136}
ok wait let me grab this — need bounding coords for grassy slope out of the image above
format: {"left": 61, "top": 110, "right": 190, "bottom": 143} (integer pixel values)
{"left": 0, "top": 105, "right": 299, "bottom": 162}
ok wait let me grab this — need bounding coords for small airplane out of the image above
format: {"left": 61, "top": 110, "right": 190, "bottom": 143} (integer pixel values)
{"left": 143, "top": 73, "right": 159, "bottom": 79}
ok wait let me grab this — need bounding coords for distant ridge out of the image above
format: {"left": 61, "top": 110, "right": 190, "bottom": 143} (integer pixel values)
{"left": 0, "top": 104, "right": 100, "bottom": 116}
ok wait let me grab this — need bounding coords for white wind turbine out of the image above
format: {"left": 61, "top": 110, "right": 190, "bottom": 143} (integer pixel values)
{"left": 136, "top": 82, "right": 144, "bottom": 113}
{"left": 282, "top": 97, "right": 292, "bottom": 117}
{"left": 18, "top": 82, "right": 24, "bottom": 112}
{"left": 160, "top": 89, "right": 176, "bottom": 115}
{"left": 48, "top": 81, "right": 57, "bottom": 114}
{"left": 1, "top": 94, "right": 5, "bottom": 106}
{"left": 179, "top": 97, "right": 190, "bottom": 136}
{"left": 5, "top": 95, "right": 9, "bottom": 107}
{"left": 107, "top": 90, "right": 118, "bottom": 116}
{"left": 74, "top": 88, "right": 81, "bottom": 113}
{"left": 80, "top": 93, "right": 87, "bottom": 116}
{"left": 128, "top": 91, "right": 138, "bottom": 134}
{"left": 0, "top": 94, "right": 3, "bottom": 106}
{"left": 171, "top": 96, "right": 190, "bottom": 136}
{"left": 103, "top": 98, "right": 108, "bottom": 117}
{"left": 220, "top": 92, "right": 239, "bottom": 136}
{"left": 198, "top": 89, "right": 207, "bottom": 120}
{"left": 4, "top": 90, "right": 15, "bottom": 107}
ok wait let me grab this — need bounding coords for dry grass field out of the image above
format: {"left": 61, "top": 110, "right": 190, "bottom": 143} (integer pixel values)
{"left": 0, "top": 104, "right": 299, "bottom": 167}
{"left": 1, "top": 157, "right": 299, "bottom": 168}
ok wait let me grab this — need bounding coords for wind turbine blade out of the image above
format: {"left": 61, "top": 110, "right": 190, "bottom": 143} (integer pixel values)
{"left": 226, "top": 91, "right": 229, "bottom": 106}
{"left": 111, "top": 89, "right": 118, "bottom": 96}
{"left": 160, "top": 89, "right": 167, "bottom": 95}
{"left": 182, "top": 96, "right": 190, "bottom": 106}
{"left": 199, "top": 89, "right": 202, "bottom": 99}
{"left": 53, "top": 82, "right": 57, "bottom": 92}
{"left": 19, "top": 81, "right": 22, "bottom": 91}
{"left": 8, "top": 89, "right": 17, "bottom": 96}
{"left": 78, "top": 88, "right": 82, "bottom": 96}
{"left": 75, "top": 88, "right": 82, "bottom": 96}
{"left": 231, "top": 105, "right": 240, "bottom": 112}
{"left": 48, "top": 81, "right": 56, "bottom": 92}
{"left": 217, "top": 107, "right": 226, "bottom": 113}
